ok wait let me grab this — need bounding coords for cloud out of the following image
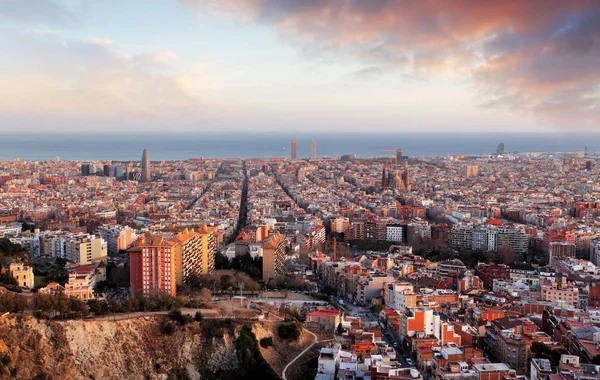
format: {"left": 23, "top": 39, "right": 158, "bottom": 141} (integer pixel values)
{"left": 0, "top": 29, "right": 203, "bottom": 124}
{"left": 0, "top": 0, "right": 81, "bottom": 27}
{"left": 181, "top": 0, "right": 600, "bottom": 125}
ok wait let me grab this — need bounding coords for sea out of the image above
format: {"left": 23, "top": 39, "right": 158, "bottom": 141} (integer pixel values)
{"left": 1, "top": 132, "right": 599, "bottom": 161}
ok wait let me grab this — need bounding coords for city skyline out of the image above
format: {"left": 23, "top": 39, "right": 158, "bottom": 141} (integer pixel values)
{"left": 1, "top": 1, "right": 599, "bottom": 133}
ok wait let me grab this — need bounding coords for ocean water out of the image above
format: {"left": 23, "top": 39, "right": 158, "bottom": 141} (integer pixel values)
{"left": 0, "top": 132, "right": 599, "bottom": 161}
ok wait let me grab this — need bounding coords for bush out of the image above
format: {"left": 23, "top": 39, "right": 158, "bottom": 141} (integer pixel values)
{"left": 195, "top": 311, "right": 203, "bottom": 322}
{"left": 278, "top": 322, "right": 301, "bottom": 340}
{"left": 370, "top": 304, "right": 384, "bottom": 314}
{"left": 160, "top": 321, "right": 175, "bottom": 335}
{"left": 169, "top": 309, "right": 193, "bottom": 325}
{"left": 259, "top": 337, "right": 273, "bottom": 348}
{"left": 0, "top": 353, "right": 10, "bottom": 367}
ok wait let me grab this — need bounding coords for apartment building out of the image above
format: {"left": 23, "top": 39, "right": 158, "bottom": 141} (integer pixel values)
{"left": 65, "top": 234, "right": 108, "bottom": 265}
{"left": 129, "top": 234, "right": 179, "bottom": 297}
{"left": 261, "top": 233, "right": 286, "bottom": 282}
{"left": 96, "top": 224, "right": 136, "bottom": 254}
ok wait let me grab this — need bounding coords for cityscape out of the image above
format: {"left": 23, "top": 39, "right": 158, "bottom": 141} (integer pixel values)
{"left": 1, "top": 1, "right": 600, "bottom": 380}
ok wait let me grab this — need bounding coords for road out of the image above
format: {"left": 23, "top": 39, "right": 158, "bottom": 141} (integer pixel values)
{"left": 282, "top": 328, "right": 317, "bottom": 380}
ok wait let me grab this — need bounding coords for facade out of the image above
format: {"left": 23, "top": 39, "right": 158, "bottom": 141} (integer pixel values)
{"left": 129, "top": 234, "right": 179, "bottom": 297}
{"left": 171, "top": 225, "right": 216, "bottom": 284}
{"left": 310, "top": 140, "right": 317, "bottom": 160}
{"left": 291, "top": 140, "right": 297, "bottom": 159}
{"left": 141, "top": 148, "right": 151, "bottom": 182}
{"left": 261, "top": 233, "right": 286, "bottom": 282}
{"left": 306, "top": 308, "right": 343, "bottom": 332}
{"left": 9, "top": 262, "right": 34, "bottom": 288}
{"left": 65, "top": 234, "right": 108, "bottom": 265}
{"left": 386, "top": 224, "right": 404, "bottom": 242}
{"left": 96, "top": 224, "right": 136, "bottom": 254}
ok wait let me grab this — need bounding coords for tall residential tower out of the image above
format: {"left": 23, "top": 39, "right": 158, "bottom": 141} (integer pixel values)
{"left": 310, "top": 140, "right": 317, "bottom": 160}
{"left": 291, "top": 140, "right": 297, "bottom": 159}
{"left": 141, "top": 149, "right": 151, "bottom": 182}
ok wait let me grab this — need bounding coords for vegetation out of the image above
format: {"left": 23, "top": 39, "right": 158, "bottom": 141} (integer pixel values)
{"left": 186, "top": 272, "right": 260, "bottom": 293}
{"left": 168, "top": 309, "right": 193, "bottom": 326}
{"left": 0, "top": 353, "right": 10, "bottom": 368}
{"left": 167, "top": 367, "right": 190, "bottom": 380}
{"left": 530, "top": 342, "right": 569, "bottom": 366}
{"left": 0, "top": 238, "right": 29, "bottom": 266}
{"left": 337, "top": 323, "right": 343, "bottom": 335}
{"left": 259, "top": 336, "right": 273, "bottom": 348}
{"left": 160, "top": 320, "right": 175, "bottom": 335}
{"left": 267, "top": 274, "right": 316, "bottom": 291}
{"left": 234, "top": 325, "right": 279, "bottom": 380}
{"left": 214, "top": 252, "right": 263, "bottom": 282}
{"left": 370, "top": 304, "right": 384, "bottom": 314}
{"left": 194, "top": 311, "right": 203, "bottom": 322}
{"left": 1, "top": 288, "right": 191, "bottom": 319}
{"left": 278, "top": 321, "right": 302, "bottom": 340}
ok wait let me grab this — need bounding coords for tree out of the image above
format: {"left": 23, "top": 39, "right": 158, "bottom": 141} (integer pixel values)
{"left": 88, "top": 299, "right": 109, "bottom": 315}
{"left": 497, "top": 247, "right": 519, "bottom": 265}
{"left": 337, "top": 323, "right": 343, "bottom": 335}
{"left": 198, "top": 287, "right": 212, "bottom": 303}
{"left": 108, "top": 299, "right": 122, "bottom": 313}
{"left": 195, "top": 311, "right": 203, "bottom": 322}
{"left": 370, "top": 304, "right": 384, "bottom": 314}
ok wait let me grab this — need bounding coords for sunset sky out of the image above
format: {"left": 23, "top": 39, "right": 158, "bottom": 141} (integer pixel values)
{"left": 1, "top": 0, "right": 599, "bottom": 133}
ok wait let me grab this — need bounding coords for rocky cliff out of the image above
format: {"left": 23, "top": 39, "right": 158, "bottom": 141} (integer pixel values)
{"left": 0, "top": 314, "right": 293, "bottom": 380}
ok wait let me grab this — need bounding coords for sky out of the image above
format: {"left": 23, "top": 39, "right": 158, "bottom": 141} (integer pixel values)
{"left": 0, "top": 0, "right": 599, "bottom": 133}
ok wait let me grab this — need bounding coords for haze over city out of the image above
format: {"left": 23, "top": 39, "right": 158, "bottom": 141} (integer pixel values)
{"left": 1, "top": 0, "right": 599, "bottom": 133}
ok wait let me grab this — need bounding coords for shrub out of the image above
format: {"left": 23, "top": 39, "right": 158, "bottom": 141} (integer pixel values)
{"left": 194, "top": 311, "right": 203, "bottom": 322}
{"left": 169, "top": 309, "right": 192, "bottom": 325}
{"left": 259, "top": 337, "right": 273, "bottom": 348}
{"left": 0, "top": 353, "right": 10, "bottom": 367}
{"left": 278, "top": 322, "right": 301, "bottom": 340}
{"left": 160, "top": 321, "right": 175, "bottom": 335}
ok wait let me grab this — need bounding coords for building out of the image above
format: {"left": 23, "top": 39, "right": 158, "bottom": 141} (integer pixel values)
{"left": 548, "top": 242, "right": 576, "bottom": 266}
{"left": 387, "top": 224, "right": 405, "bottom": 242}
{"left": 306, "top": 308, "right": 343, "bottom": 332}
{"left": 64, "top": 262, "right": 106, "bottom": 300}
{"left": 466, "top": 165, "right": 479, "bottom": 177}
{"left": 9, "top": 262, "right": 34, "bottom": 288}
{"left": 129, "top": 233, "right": 179, "bottom": 297}
{"left": 96, "top": 224, "right": 136, "bottom": 254}
{"left": 261, "top": 233, "right": 286, "bottom": 282}
{"left": 310, "top": 140, "right": 317, "bottom": 160}
{"left": 141, "top": 148, "right": 151, "bottom": 182}
{"left": 65, "top": 234, "right": 108, "bottom": 265}
{"left": 0, "top": 223, "right": 22, "bottom": 238}
{"left": 171, "top": 225, "right": 215, "bottom": 284}
{"left": 291, "top": 140, "right": 297, "bottom": 159}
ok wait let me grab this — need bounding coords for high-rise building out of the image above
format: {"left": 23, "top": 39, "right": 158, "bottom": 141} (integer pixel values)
{"left": 96, "top": 225, "right": 136, "bottom": 254}
{"left": 586, "top": 161, "right": 593, "bottom": 171}
{"left": 291, "top": 140, "right": 297, "bottom": 159}
{"left": 261, "top": 233, "right": 286, "bottom": 282}
{"left": 129, "top": 234, "right": 179, "bottom": 297}
{"left": 81, "top": 164, "right": 91, "bottom": 177}
{"left": 54, "top": 156, "right": 60, "bottom": 164}
{"left": 65, "top": 234, "right": 108, "bottom": 265}
{"left": 310, "top": 140, "right": 317, "bottom": 160}
{"left": 171, "top": 225, "right": 216, "bottom": 284}
{"left": 103, "top": 164, "right": 112, "bottom": 177}
{"left": 395, "top": 149, "right": 403, "bottom": 164}
{"left": 141, "top": 149, "right": 151, "bottom": 182}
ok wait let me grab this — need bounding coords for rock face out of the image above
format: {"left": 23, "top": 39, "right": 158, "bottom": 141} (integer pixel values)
{"left": 0, "top": 315, "right": 255, "bottom": 380}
